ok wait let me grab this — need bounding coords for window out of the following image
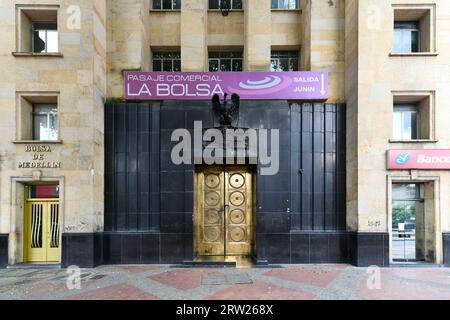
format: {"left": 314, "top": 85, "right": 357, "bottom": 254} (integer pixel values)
{"left": 152, "top": 52, "right": 181, "bottom": 71}
{"left": 271, "top": 51, "right": 299, "bottom": 71}
{"left": 152, "top": 0, "right": 181, "bottom": 10}
{"left": 208, "top": 52, "right": 243, "bottom": 72}
{"left": 16, "top": 7, "right": 59, "bottom": 53}
{"left": 393, "top": 5, "right": 435, "bottom": 54}
{"left": 209, "top": 0, "right": 243, "bottom": 10}
{"left": 391, "top": 92, "right": 434, "bottom": 142}
{"left": 33, "top": 104, "right": 58, "bottom": 141}
{"left": 393, "top": 105, "right": 419, "bottom": 140}
{"left": 16, "top": 94, "right": 59, "bottom": 142}
{"left": 27, "top": 185, "right": 59, "bottom": 199}
{"left": 394, "top": 22, "right": 420, "bottom": 53}
{"left": 33, "top": 22, "right": 58, "bottom": 53}
{"left": 271, "top": 0, "right": 299, "bottom": 9}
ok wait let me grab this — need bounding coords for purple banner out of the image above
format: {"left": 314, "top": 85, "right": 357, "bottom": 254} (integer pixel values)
{"left": 124, "top": 71, "right": 328, "bottom": 100}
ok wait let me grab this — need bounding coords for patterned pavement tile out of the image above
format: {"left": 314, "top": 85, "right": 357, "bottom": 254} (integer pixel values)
{"left": 148, "top": 269, "right": 224, "bottom": 291}
{"left": 381, "top": 268, "right": 450, "bottom": 285}
{"left": 65, "top": 283, "right": 160, "bottom": 300}
{"left": 22, "top": 281, "right": 68, "bottom": 297}
{"left": 1, "top": 265, "right": 450, "bottom": 300}
{"left": 207, "top": 280, "right": 316, "bottom": 300}
{"left": 263, "top": 266, "right": 341, "bottom": 288}
{"left": 356, "top": 277, "right": 450, "bottom": 300}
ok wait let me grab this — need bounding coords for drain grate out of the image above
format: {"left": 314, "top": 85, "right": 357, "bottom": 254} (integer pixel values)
{"left": 201, "top": 273, "right": 253, "bottom": 286}
{"left": 225, "top": 273, "right": 253, "bottom": 284}
{"left": 201, "top": 275, "right": 227, "bottom": 285}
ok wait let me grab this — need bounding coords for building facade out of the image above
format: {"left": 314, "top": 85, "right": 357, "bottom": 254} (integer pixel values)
{"left": 0, "top": 0, "right": 449, "bottom": 268}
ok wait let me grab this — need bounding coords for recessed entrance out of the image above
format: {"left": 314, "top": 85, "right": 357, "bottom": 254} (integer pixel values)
{"left": 392, "top": 183, "right": 430, "bottom": 263}
{"left": 194, "top": 166, "right": 255, "bottom": 265}
{"left": 23, "top": 184, "right": 60, "bottom": 263}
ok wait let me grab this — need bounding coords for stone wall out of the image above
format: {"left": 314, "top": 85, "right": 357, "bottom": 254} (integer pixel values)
{"left": 0, "top": 0, "right": 106, "bottom": 263}
{"left": 348, "top": 0, "right": 450, "bottom": 264}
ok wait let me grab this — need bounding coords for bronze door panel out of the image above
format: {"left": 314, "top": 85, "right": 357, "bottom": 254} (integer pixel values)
{"left": 194, "top": 166, "right": 254, "bottom": 260}
{"left": 224, "top": 168, "right": 253, "bottom": 256}
{"left": 195, "top": 167, "right": 225, "bottom": 257}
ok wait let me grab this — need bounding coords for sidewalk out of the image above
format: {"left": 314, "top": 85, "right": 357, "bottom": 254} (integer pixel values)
{"left": 0, "top": 264, "right": 449, "bottom": 300}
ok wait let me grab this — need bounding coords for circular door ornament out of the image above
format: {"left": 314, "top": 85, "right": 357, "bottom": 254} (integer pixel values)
{"left": 205, "top": 191, "right": 220, "bottom": 206}
{"left": 205, "top": 174, "right": 220, "bottom": 188}
{"left": 229, "top": 209, "right": 245, "bottom": 224}
{"left": 229, "top": 227, "right": 246, "bottom": 242}
{"left": 204, "top": 227, "right": 220, "bottom": 242}
{"left": 229, "top": 191, "right": 245, "bottom": 206}
{"left": 229, "top": 173, "right": 245, "bottom": 189}
{"left": 205, "top": 209, "right": 220, "bottom": 224}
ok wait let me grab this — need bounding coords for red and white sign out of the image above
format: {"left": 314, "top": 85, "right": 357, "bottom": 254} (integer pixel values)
{"left": 388, "top": 149, "right": 450, "bottom": 170}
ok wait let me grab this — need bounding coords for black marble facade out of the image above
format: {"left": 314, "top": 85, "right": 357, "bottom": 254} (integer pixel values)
{"left": 59, "top": 100, "right": 390, "bottom": 267}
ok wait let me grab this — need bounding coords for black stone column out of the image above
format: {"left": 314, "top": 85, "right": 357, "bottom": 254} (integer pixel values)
{"left": 61, "top": 233, "right": 103, "bottom": 268}
{"left": 349, "top": 232, "right": 390, "bottom": 267}
{"left": 443, "top": 232, "right": 450, "bottom": 267}
{"left": 0, "top": 234, "right": 8, "bottom": 268}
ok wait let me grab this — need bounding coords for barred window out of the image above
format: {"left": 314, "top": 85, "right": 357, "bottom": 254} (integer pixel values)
{"left": 152, "top": 52, "right": 181, "bottom": 71}
{"left": 208, "top": 52, "right": 243, "bottom": 72}
{"left": 209, "top": 0, "right": 243, "bottom": 10}
{"left": 152, "top": 0, "right": 181, "bottom": 10}
{"left": 270, "top": 51, "right": 299, "bottom": 71}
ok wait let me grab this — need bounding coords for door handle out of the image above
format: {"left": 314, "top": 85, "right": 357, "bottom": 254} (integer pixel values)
{"left": 216, "top": 205, "right": 229, "bottom": 214}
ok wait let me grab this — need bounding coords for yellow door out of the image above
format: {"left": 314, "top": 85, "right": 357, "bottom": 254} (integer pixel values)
{"left": 24, "top": 200, "right": 60, "bottom": 263}
{"left": 194, "top": 166, "right": 254, "bottom": 261}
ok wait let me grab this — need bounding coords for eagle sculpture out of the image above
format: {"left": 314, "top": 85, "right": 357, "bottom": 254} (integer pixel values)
{"left": 212, "top": 93, "right": 240, "bottom": 127}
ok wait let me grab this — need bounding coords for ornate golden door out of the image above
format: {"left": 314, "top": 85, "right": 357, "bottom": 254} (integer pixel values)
{"left": 194, "top": 166, "right": 255, "bottom": 261}
{"left": 24, "top": 200, "right": 60, "bottom": 263}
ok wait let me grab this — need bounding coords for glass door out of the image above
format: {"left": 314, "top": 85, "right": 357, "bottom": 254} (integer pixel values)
{"left": 392, "top": 184, "right": 425, "bottom": 262}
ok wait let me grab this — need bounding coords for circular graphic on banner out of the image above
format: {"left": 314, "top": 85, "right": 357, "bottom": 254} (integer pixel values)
{"left": 227, "top": 75, "right": 293, "bottom": 97}
{"left": 205, "top": 174, "right": 220, "bottom": 188}
{"left": 229, "top": 191, "right": 245, "bottom": 206}
{"left": 229, "top": 173, "right": 245, "bottom": 189}
{"left": 229, "top": 209, "right": 245, "bottom": 224}
{"left": 229, "top": 227, "right": 246, "bottom": 242}
{"left": 205, "top": 191, "right": 221, "bottom": 206}
{"left": 205, "top": 209, "right": 220, "bottom": 224}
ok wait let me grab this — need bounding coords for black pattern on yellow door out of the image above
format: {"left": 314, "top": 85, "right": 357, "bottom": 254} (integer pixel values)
{"left": 24, "top": 200, "right": 60, "bottom": 263}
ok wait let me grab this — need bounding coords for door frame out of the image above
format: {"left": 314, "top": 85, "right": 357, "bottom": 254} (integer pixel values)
{"left": 193, "top": 165, "right": 256, "bottom": 261}
{"left": 387, "top": 174, "right": 442, "bottom": 264}
{"left": 8, "top": 176, "right": 64, "bottom": 265}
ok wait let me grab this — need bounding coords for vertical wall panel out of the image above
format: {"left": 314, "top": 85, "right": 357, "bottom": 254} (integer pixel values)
{"left": 105, "top": 102, "right": 161, "bottom": 231}
{"left": 291, "top": 103, "right": 346, "bottom": 231}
